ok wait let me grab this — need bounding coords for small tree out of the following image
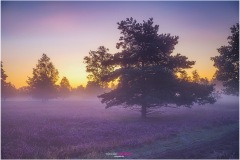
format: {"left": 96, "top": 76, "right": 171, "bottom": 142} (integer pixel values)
{"left": 192, "top": 70, "right": 201, "bottom": 83}
{"left": 1, "top": 61, "right": 8, "bottom": 100}
{"left": 1, "top": 61, "right": 7, "bottom": 84}
{"left": 85, "top": 81, "right": 103, "bottom": 96}
{"left": 59, "top": 76, "right": 71, "bottom": 99}
{"left": 27, "top": 54, "right": 59, "bottom": 101}
{"left": 18, "top": 86, "right": 31, "bottom": 97}
{"left": 4, "top": 82, "right": 17, "bottom": 99}
{"left": 72, "top": 85, "right": 85, "bottom": 96}
{"left": 97, "top": 18, "right": 216, "bottom": 118}
{"left": 84, "top": 46, "right": 114, "bottom": 88}
{"left": 211, "top": 23, "right": 239, "bottom": 95}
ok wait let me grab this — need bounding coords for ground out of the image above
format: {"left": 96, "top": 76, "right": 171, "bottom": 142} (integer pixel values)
{"left": 1, "top": 95, "right": 239, "bottom": 159}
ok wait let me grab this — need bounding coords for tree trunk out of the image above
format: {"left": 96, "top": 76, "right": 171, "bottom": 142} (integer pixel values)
{"left": 141, "top": 105, "right": 147, "bottom": 119}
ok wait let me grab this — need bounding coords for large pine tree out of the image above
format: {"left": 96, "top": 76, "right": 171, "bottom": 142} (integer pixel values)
{"left": 97, "top": 18, "right": 216, "bottom": 118}
{"left": 27, "top": 54, "right": 59, "bottom": 101}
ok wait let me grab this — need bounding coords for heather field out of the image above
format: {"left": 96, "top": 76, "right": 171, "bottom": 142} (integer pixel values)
{"left": 1, "top": 95, "right": 239, "bottom": 159}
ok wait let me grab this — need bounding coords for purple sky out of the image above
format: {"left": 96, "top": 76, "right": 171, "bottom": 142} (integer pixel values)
{"left": 1, "top": 1, "right": 239, "bottom": 88}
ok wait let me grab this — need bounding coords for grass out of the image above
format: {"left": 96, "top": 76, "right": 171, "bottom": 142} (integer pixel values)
{"left": 1, "top": 97, "right": 239, "bottom": 159}
{"left": 104, "top": 123, "right": 238, "bottom": 159}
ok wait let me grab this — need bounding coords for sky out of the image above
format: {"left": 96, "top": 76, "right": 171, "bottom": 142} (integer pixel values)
{"left": 1, "top": 1, "right": 239, "bottom": 88}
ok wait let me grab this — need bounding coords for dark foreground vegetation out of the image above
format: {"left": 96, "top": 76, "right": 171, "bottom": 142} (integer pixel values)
{"left": 1, "top": 95, "right": 238, "bottom": 159}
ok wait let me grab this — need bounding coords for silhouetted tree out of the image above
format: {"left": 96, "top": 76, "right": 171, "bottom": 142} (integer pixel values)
{"left": 1, "top": 61, "right": 8, "bottom": 100}
{"left": 192, "top": 70, "right": 201, "bottom": 83}
{"left": 59, "top": 76, "right": 71, "bottom": 99}
{"left": 18, "top": 86, "right": 30, "bottom": 97}
{"left": 211, "top": 23, "right": 239, "bottom": 95}
{"left": 72, "top": 85, "right": 85, "bottom": 96}
{"left": 4, "top": 83, "right": 17, "bottom": 99}
{"left": 84, "top": 46, "right": 114, "bottom": 88}
{"left": 85, "top": 81, "right": 103, "bottom": 96}
{"left": 27, "top": 54, "right": 59, "bottom": 101}
{"left": 1, "top": 62, "right": 17, "bottom": 101}
{"left": 76, "top": 85, "right": 85, "bottom": 92}
{"left": 1, "top": 61, "right": 7, "bottom": 84}
{"left": 97, "top": 18, "right": 216, "bottom": 118}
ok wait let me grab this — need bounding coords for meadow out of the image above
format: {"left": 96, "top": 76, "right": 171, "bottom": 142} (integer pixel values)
{"left": 1, "top": 95, "right": 239, "bottom": 159}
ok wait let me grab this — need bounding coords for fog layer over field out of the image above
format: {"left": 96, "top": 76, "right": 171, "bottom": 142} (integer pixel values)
{"left": 1, "top": 95, "right": 239, "bottom": 159}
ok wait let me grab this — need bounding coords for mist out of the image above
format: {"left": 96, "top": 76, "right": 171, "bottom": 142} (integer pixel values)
{"left": 1, "top": 1, "right": 238, "bottom": 159}
{"left": 1, "top": 93, "right": 239, "bottom": 159}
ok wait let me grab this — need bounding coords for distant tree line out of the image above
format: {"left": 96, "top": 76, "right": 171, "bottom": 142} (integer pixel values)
{"left": 1, "top": 55, "right": 109, "bottom": 101}
{"left": 1, "top": 18, "right": 238, "bottom": 118}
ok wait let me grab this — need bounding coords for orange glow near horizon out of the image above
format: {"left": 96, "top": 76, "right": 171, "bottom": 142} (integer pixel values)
{"left": 3, "top": 67, "right": 216, "bottom": 89}
{"left": 2, "top": 54, "right": 216, "bottom": 89}
{"left": 1, "top": 53, "right": 89, "bottom": 89}
{"left": 56, "top": 63, "right": 88, "bottom": 88}
{"left": 1, "top": 63, "right": 88, "bottom": 89}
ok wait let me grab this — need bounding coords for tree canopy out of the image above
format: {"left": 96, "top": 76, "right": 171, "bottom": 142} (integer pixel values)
{"left": 84, "top": 46, "right": 114, "bottom": 88}
{"left": 211, "top": 23, "right": 239, "bottom": 95}
{"left": 27, "top": 54, "right": 59, "bottom": 101}
{"left": 96, "top": 18, "right": 216, "bottom": 118}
